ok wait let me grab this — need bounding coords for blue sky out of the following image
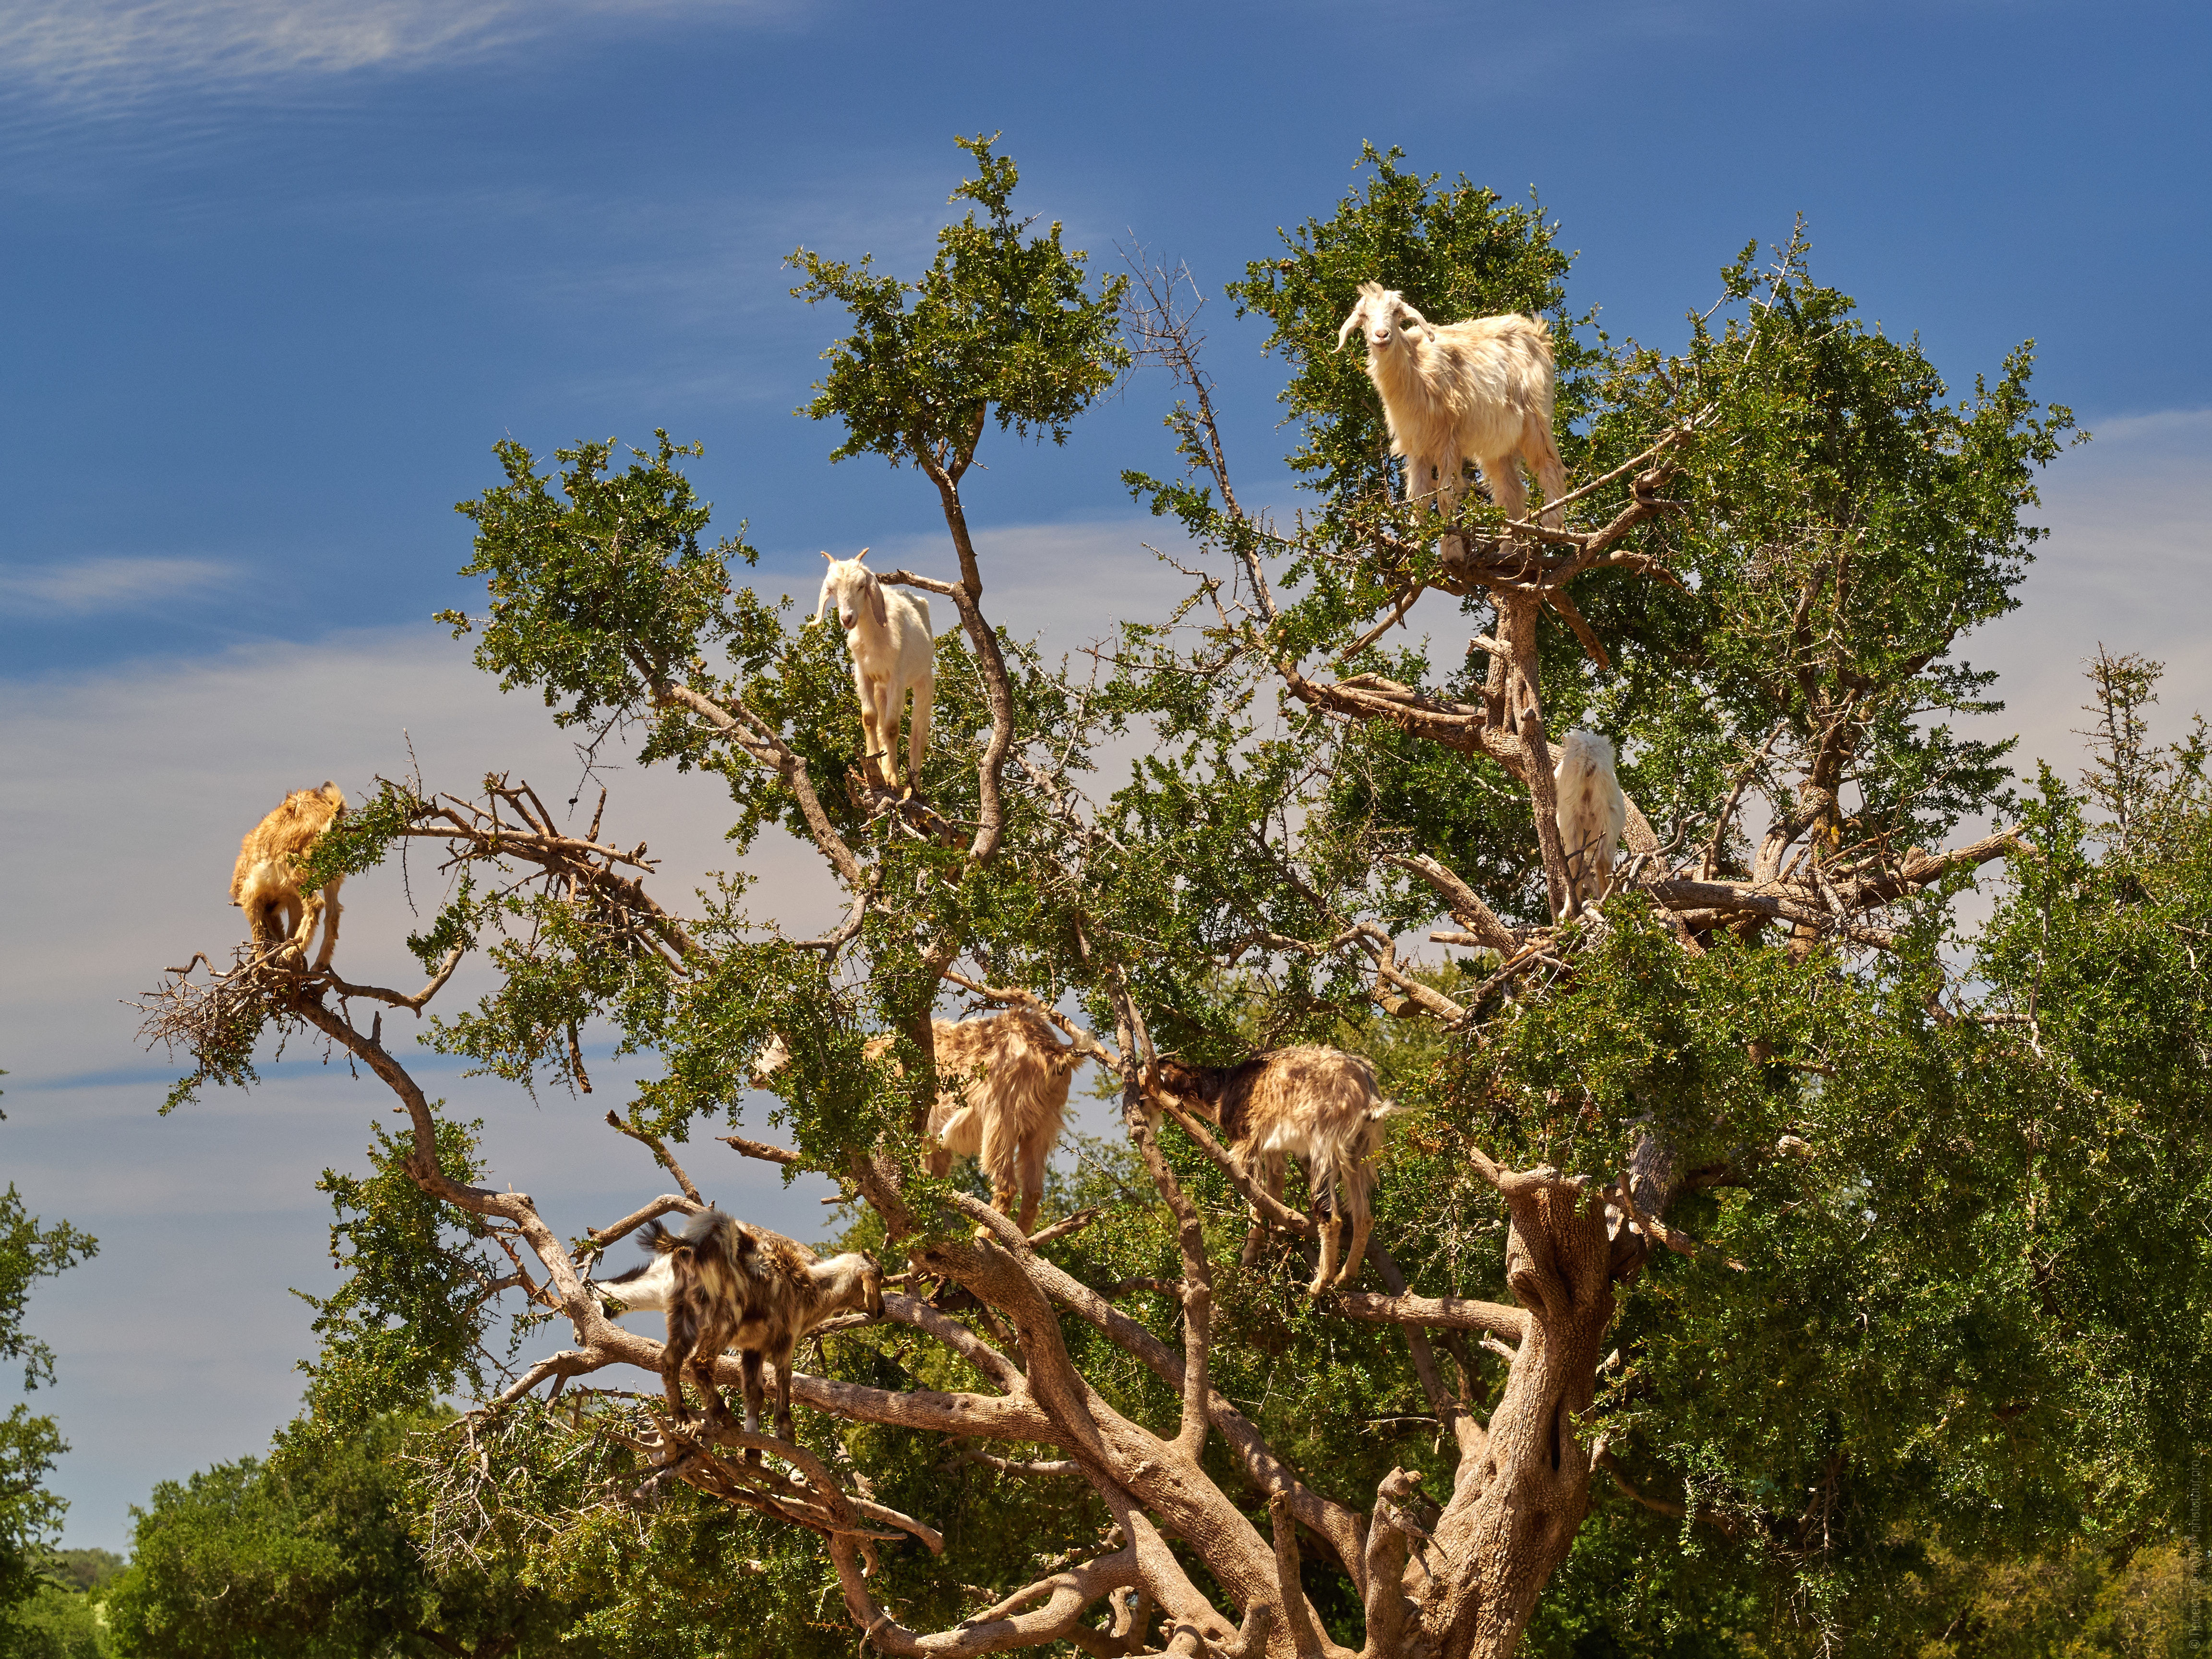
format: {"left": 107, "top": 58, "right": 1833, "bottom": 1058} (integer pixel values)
{"left": 2, "top": 0, "right": 2207, "bottom": 1549}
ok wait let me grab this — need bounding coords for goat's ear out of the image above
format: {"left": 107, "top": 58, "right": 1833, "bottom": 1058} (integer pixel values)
{"left": 1334, "top": 305, "right": 1363, "bottom": 352}
{"left": 1396, "top": 301, "right": 1430, "bottom": 333}
{"left": 867, "top": 575, "right": 889, "bottom": 629}
{"left": 814, "top": 572, "right": 833, "bottom": 624}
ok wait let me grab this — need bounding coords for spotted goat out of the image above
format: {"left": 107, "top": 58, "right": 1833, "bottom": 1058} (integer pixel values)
{"left": 606, "top": 1208, "right": 882, "bottom": 1451}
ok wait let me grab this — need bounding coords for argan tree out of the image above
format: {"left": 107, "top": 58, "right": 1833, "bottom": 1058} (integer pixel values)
{"left": 140, "top": 141, "right": 2211, "bottom": 1659}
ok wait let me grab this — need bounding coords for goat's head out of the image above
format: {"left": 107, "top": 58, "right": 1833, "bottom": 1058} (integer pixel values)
{"left": 819, "top": 1250, "right": 886, "bottom": 1319}
{"left": 815, "top": 547, "right": 888, "bottom": 632}
{"left": 1335, "top": 281, "right": 1428, "bottom": 358}
{"left": 1140, "top": 1058, "right": 1220, "bottom": 1122}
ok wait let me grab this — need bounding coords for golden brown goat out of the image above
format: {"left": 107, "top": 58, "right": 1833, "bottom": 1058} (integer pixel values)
{"left": 228, "top": 782, "right": 347, "bottom": 969}
{"left": 1144, "top": 1046, "right": 1396, "bottom": 1295}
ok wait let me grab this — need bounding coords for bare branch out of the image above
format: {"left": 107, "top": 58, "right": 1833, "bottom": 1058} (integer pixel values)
{"left": 603, "top": 1109, "right": 702, "bottom": 1203}
{"left": 1337, "top": 1291, "right": 1528, "bottom": 1343}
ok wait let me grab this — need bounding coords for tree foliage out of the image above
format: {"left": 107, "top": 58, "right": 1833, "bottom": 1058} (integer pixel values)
{"left": 132, "top": 140, "right": 2206, "bottom": 1659}
{"left": 0, "top": 1117, "right": 97, "bottom": 1625}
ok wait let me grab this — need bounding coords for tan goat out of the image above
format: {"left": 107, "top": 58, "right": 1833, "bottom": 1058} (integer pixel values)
{"left": 1144, "top": 1046, "right": 1396, "bottom": 1295}
{"left": 610, "top": 1208, "right": 882, "bottom": 1453}
{"left": 752, "top": 1010, "right": 1081, "bottom": 1233}
{"left": 228, "top": 782, "right": 347, "bottom": 969}
{"left": 914, "top": 1008, "right": 1082, "bottom": 1234}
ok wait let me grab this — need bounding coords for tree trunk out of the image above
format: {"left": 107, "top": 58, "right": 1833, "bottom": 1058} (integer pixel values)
{"left": 1410, "top": 1179, "right": 1617, "bottom": 1658}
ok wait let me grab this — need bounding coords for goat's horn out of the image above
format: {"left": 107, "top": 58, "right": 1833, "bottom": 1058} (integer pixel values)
{"left": 820, "top": 549, "right": 835, "bottom": 562}
{"left": 854, "top": 545, "right": 872, "bottom": 561}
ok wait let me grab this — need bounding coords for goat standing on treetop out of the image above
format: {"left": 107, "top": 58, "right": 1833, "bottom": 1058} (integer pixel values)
{"left": 1337, "top": 280, "right": 1568, "bottom": 532}
{"left": 229, "top": 782, "right": 348, "bottom": 970}
{"left": 609, "top": 1208, "right": 882, "bottom": 1457}
{"left": 1143, "top": 1047, "right": 1397, "bottom": 1295}
{"left": 814, "top": 547, "right": 934, "bottom": 797}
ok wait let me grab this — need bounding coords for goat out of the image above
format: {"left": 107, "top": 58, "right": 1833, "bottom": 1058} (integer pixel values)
{"left": 914, "top": 1009, "right": 1082, "bottom": 1235}
{"left": 1143, "top": 1047, "right": 1396, "bottom": 1295}
{"left": 228, "top": 782, "right": 347, "bottom": 969}
{"left": 815, "top": 548, "right": 934, "bottom": 796}
{"left": 608, "top": 1208, "right": 882, "bottom": 1452}
{"left": 1553, "top": 729, "right": 1626, "bottom": 918}
{"left": 1336, "top": 282, "right": 1567, "bottom": 531}
{"left": 749, "top": 1010, "right": 1079, "bottom": 1233}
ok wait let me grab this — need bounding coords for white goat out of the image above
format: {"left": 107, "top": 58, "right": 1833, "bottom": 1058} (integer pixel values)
{"left": 1336, "top": 281, "right": 1567, "bottom": 530}
{"left": 605, "top": 1209, "right": 882, "bottom": 1452}
{"left": 1143, "top": 1047, "right": 1397, "bottom": 1296}
{"left": 815, "top": 548, "right": 933, "bottom": 795}
{"left": 1553, "top": 729, "right": 1626, "bottom": 917}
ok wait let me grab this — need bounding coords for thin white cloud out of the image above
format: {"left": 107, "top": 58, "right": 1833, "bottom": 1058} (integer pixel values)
{"left": 0, "top": 554, "right": 233, "bottom": 614}
{"left": 0, "top": 0, "right": 783, "bottom": 100}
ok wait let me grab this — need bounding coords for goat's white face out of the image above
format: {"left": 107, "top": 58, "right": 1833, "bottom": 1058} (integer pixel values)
{"left": 816, "top": 549, "right": 887, "bottom": 631}
{"left": 1369, "top": 293, "right": 1422, "bottom": 354}
{"left": 1337, "top": 285, "right": 1425, "bottom": 359}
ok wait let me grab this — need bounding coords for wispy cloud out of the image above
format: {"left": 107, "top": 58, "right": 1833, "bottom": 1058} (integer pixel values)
{"left": 0, "top": 0, "right": 782, "bottom": 101}
{"left": 0, "top": 555, "right": 234, "bottom": 614}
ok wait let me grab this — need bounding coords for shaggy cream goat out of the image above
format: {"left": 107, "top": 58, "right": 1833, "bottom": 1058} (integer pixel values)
{"left": 815, "top": 548, "right": 933, "bottom": 795}
{"left": 913, "top": 1009, "right": 1082, "bottom": 1234}
{"left": 608, "top": 1209, "right": 881, "bottom": 1450}
{"left": 228, "top": 782, "right": 347, "bottom": 969}
{"left": 1553, "top": 729, "right": 1626, "bottom": 918}
{"left": 1144, "top": 1047, "right": 1396, "bottom": 1295}
{"left": 748, "top": 1010, "right": 1080, "bottom": 1233}
{"left": 1336, "top": 282, "right": 1567, "bottom": 530}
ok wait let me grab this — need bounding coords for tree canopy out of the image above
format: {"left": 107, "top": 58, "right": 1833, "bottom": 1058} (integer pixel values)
{"left": 134, "top": 139, "right": 2207, "bottom": 1659}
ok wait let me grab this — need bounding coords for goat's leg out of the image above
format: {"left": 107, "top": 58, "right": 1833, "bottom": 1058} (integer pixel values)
{"left": 292, "top": 891, "right": 326, "bottom": 967}
{"left": 1307, "top": 1164, "right": 1345, "bottom": 1297}
{"left": 1524, "top": 413, "right": 1568, "bottom": 530}
{"left": 689, "top": 1349, "right": 736, "bottom": 1433}
{"left": 875, "top": 678, "right": 903, "bottom": 790}
{"left": 738, "top": 1349, "right": 767, "bottom": 1463}
{"left": 310, "top": 880, "right": 343, "bottom": 971}
{"left": 661, "top": 1341, "right": 700, "bottom": 1429}
{"left": 852, "top": 664, "right": 887, "bottom": 788}
{"left": 270, "top": 896, "right": 306, "bottom": 962}
{"left": 1480, "top": 449, "right": 1530, "bottom": 526}
{"left": 770, "top": 1345, "right": 795, "bottom": 1444}
{"left": 1334, "top": 1163, "right": 1378, "bottom": 1292}
{"left": 1238, "top": 1153, "right": 1282, "bottom": 1270}
{"left": 904, "top": 675, "right": 931, "bottom": 801}
{"left": 1014, "top": 1133, "right": 1051, "bottom": 1236}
